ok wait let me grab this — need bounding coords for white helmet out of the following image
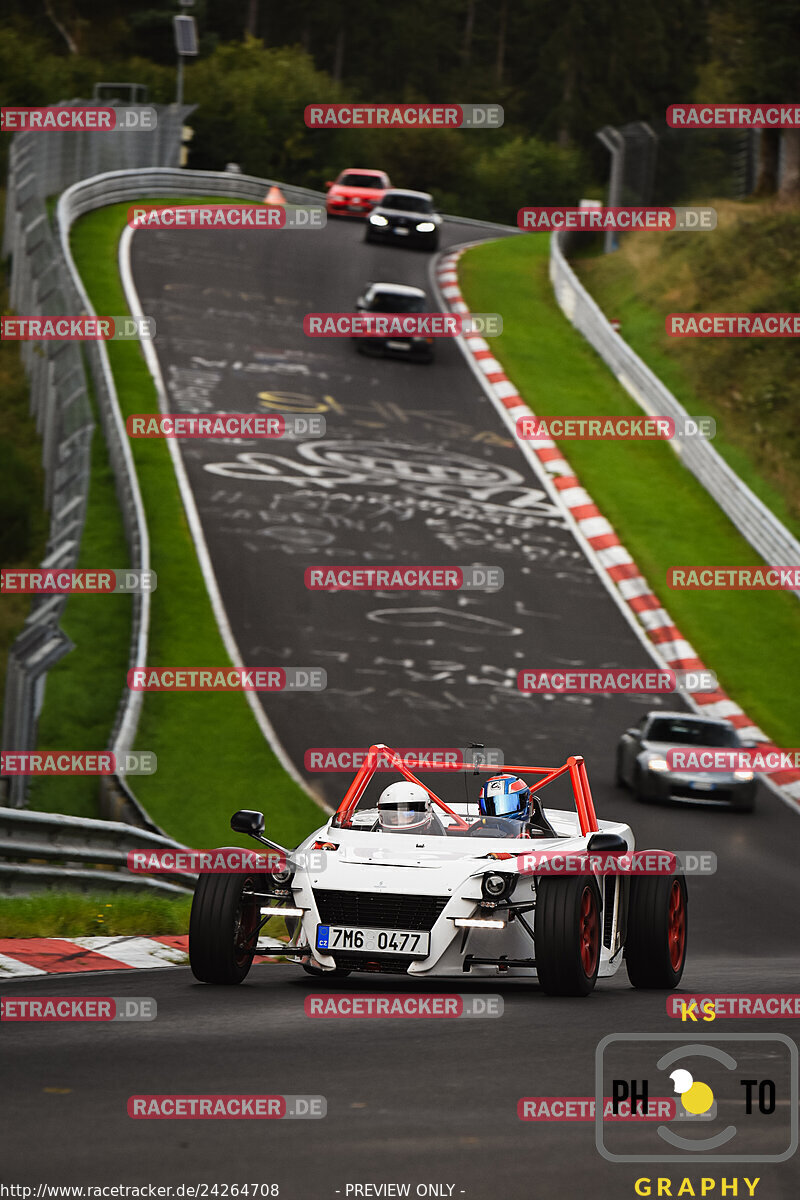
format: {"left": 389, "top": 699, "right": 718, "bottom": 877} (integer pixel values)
{"left": 377, "top": 781, "right": 434, "bottom": 832}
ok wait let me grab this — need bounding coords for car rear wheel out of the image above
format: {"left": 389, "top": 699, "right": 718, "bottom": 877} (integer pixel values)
{"left": 189, "top": 869, "right": 262, "bottom": 984}
{"left": 534, "top": 875, "right": 602, "bottom": 996}
{"left": 626, "top": 873, "right": 688, "bottom": 988}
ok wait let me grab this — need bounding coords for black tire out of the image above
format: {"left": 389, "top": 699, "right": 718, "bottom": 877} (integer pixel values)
{"left": 731, "top": 790, "right": 756, "bottom": 814}
{"left": 632, "top": 765, "right": 651, "bottom": 803}
{"left": 302, "top": 962, "right": 351, "bottom": 979}
{"left": 534, "top": 875, "right": 602, "bottom": 996}
{"left": 189, "top": 869, "right": 262, "bottom": 984}
{"left": 626, "top": 872, "right": 688, "bottom": 989}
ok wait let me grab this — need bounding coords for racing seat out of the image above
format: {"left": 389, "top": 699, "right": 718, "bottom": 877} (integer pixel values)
{"left": 525, "top": 792, "right": 559, "bottom": 838}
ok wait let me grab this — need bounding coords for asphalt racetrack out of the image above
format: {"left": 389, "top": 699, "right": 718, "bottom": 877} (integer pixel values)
{"left": 3, "top": 214, "right": 799, "bottom": 1198}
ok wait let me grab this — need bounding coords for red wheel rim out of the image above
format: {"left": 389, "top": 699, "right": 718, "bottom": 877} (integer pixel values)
{"left": 579, "top": 886, "right": 600, "bottom": 976}
{"left": 668, "top": 880, "right": 686, "bottom": 970}
{"left": 234, "top": 885, "right": 259, "bottom": 967}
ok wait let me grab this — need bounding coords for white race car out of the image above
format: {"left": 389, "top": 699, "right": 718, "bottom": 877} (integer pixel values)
{"left": 189, "top": 745, "right": 688, "bottom": 996}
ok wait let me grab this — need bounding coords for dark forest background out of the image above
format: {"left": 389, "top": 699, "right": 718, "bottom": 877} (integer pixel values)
{"left": 1, "top": 1, "right": 798, "bottom": 219}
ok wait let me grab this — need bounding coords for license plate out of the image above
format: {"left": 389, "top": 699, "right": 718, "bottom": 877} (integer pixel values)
{"left": 393, "top": 226, "right": 409, "bottom": 235}
{"left": 316, "top": 924, "right": 430, "bottom": 956}
{"left": 691, "top": 780, "right": 715, "bottom": 791}
{"left": 386, "top": 340, "right": 410, "bottom": 351}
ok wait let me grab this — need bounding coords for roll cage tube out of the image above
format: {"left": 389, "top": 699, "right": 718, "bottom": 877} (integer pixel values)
{"left": 332, "top": 745, "right": 599, "bottom": 835}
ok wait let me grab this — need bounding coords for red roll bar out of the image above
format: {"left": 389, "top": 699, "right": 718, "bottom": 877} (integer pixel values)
{"left": 332, "top": 745, "right": 599, "bottom": 835}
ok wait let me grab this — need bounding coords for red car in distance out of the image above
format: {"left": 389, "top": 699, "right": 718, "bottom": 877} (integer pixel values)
{"left": 325, "top": 168, "right": 391, "bottom": 218}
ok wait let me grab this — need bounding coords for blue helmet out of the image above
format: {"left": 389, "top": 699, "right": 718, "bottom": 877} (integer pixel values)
{"left": 478, "top": 774, "right": 530, "bottom": 821}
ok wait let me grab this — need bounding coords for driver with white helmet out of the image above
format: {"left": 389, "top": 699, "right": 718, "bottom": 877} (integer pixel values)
{"left": 377, "top": 780, "right": 446, "bottom": 836}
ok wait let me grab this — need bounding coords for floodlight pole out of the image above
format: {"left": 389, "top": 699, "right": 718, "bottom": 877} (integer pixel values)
{"left": 176, "top": 55, "right": 184, "bottom": 106}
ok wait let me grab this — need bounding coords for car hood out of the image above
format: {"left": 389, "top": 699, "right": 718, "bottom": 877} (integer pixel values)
{"left": 293, "top": 822, "right": 631, "bottom": 896}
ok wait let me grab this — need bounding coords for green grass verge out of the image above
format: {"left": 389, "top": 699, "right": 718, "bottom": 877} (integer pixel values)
{"left": 30, "top": 199, "right": 323, "bottom": 849}
{"left": 28, "top": 364, "right": 132, "bottom": 818}
{"left": 459, "top": 234, "right": 800, "bottom": 747}
{"left": 0, "top": 891, "right": 192, "bottom": 937}
{"left": 571, "top": 201, "right": 800, "bottom": 542}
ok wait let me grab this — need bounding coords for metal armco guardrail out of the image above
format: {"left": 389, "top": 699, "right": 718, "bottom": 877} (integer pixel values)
{"left": 0, "top": 806, "right": 192, "bottom": 894}
{"left": 549, "top": 230, "right": 800, "bottom": 589}
{"left": 1, "top": 105, "right": 193, "bottom": 809}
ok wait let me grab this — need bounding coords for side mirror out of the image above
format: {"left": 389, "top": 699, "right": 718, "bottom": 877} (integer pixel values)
{"left": 325, "top": 180, "right": 333, "bottom": 189}
{"left": 586, "top": 832, "right": 629, "bottom": 855}
{"left": 231, "top": 809, "right": 265, "bottom": 837}
{"left": 624, "top": 728, "right": 639, "bottom": 738}
{"left": 738, "top": 739, "right": 760, "bottom": 749}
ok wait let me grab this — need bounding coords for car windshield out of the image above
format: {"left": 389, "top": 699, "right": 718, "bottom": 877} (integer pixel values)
{"left": 380, "top": 194, "right": 433, "bottom": 213}
{"left": 368, "top": 292, "right": 426, "bottom": 313}
{"left": 332, "top": 777, "right": 555, "bottom": 840}
{"left": 646, "top": 719, "right": 739, "bottom": 747}
{"left": 338, "top": 173, "right": 384, "bottom": 188}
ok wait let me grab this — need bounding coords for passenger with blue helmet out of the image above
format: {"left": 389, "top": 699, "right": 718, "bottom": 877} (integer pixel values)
{"left": 470, "top": 773, "right": 557, "bottom": 838}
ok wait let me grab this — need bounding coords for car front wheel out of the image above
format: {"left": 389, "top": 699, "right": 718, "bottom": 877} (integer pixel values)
{"left": 625, "top": 872, "right": 688, "bottom": 989}
{"left": 189, "top": 868, "right": 262, "bottom": 984}
{"left": 534, "top": 875, "right": 602, "bottom": 996}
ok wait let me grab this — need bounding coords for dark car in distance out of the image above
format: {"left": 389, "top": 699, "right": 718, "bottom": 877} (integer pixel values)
{"left": 364, "top": 189, "right": 442, "bottom": 250}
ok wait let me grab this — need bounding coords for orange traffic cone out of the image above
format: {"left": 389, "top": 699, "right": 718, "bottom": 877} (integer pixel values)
{"left": 264, "top": 185, "right": 285, "bottom": 205}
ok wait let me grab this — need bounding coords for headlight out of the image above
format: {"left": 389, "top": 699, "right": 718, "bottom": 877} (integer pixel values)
{"left": 481, "top": 872, "right": 515, "bottom": 901}
{"left": 647, "top": 758, "right": 669, "bottom": 772}
{"left": 271, "top": 867, "right": 294, "bottom": 887}
{"left": 369, "top": 214, "right": 388, "bottom": 226}
{"left": 415, "top": 221, "right": 436, "bottom": 232}
{"left": 734, "top": 770, "right": 754, "bottom": 781}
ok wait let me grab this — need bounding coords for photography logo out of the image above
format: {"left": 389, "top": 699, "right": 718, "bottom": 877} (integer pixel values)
{"left": 595, "top": 1034, "right": 798, "bottom": 1162}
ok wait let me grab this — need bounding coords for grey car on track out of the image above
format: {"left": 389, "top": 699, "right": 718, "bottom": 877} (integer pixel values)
{"left": 616, "top": 710, "right": 757, "bottom": 811}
